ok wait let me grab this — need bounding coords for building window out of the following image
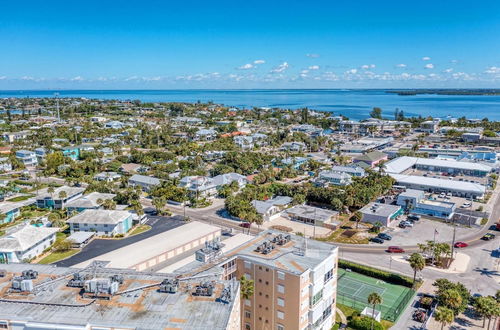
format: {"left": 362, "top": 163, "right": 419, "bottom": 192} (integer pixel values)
{"left": 311, "top": 289, "right": 323, "bottom": 306}
{"left": 245, "top": 323, "right": 251, "bottom": 330}
{"left": 277, "top": 311, "right": 285, "bottom": 320}
{"left": 277, "top": 271, "right": 285, "bottom": 280}
{"left": 324, "top": 268, "right": 334, "bottom": 283}
{"left": 245, "top": 273, "right": 251, "bottom": 280}
{"left": 245, "top": 311, "right": 251, "bottom": 318}
{"left": 245, "top": 299, "right": 251, "bottom": 306}
{"left": 277, "top": 284, "right": 285, "bottom": 294}
{"left": 277, "top": 325, "right": 285, "bottom": 330}
{"left": 244, "top": 261, "right": 251, "bottom": 269}
{"left": 277, "top": 298, "right": 285, "bottom": 307}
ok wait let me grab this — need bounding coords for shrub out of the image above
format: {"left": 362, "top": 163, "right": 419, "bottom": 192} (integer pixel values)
{"left": 339, "top": 259, "right": 414, "bottom": 288}
{"left": 270, "top": 225, "right": 293, "bottom": 232}
{"left": 349, "top": 316, "right": 384, "bottom": 330}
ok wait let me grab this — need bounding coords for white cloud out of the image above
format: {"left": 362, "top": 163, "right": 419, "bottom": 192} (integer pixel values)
{"left": 253, "top": 60, "right": 265, "bottom": 64}
{"left": 308, "top": 65, "right": 320, "bottom": 70}
{"left": 424, "top": 63, "right": 434, "bottom": 69}
{"left": 0, "top": 76, "right": 6, "bottom": 80}
{"left": 125, "top": 76, "right": 139, "bottom": 81}
{"left": 306, "top": 53, "right": 320, "bottom": 58}
{"left": 301, "top": 69, "right": 309, "bottom": 74}
{"left": 346, "top": 69, "right": 358, "bottom": 74}
{"left": 21, "top": 76, "right": 35, "bottom": 81}
{"left": 238, "top": 63, "right": 254, "bottom": 70}
{"left": 270, "top": 62, "right": 289, "bottom": 73}
{"left": 71, "top": 76, "right": 84, "bottom": 81}
{"left": 485, "top": 66, "right": 500, "bottom": 74}
{"left": 451, "top": 59, "right": 459, "bottom": 64}
{"left": 422, "top": 56, "right": 431, "bottom": 61}
{"left": 396, "top": 64, "right": 407, "bottom": 68}
{"left": 361, "top": 64, "right": 376, "bottom": 70}
{"left": 443, "top": 68, "right": 453, "bottom": 73}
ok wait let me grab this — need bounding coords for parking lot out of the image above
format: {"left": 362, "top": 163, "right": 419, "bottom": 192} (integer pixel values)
{"left": 371, "top": 217, "right": 482, "bottom": 246}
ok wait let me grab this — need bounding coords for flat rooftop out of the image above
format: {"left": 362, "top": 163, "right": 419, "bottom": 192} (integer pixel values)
{"left": 73, "top": 221, "right": 221, "bottom": 269}
{"left": 390, "top": 173, "right": 486, "bottom": 194}
{"left": 0, "top": 263, "right": 238, "bottom": 330}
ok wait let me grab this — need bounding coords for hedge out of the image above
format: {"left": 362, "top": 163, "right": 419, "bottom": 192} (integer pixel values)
{"left": 338, "top": 259, "right": 414, "bottom": 288}
{"left": 349, "top": 316, "right": 384, "bottom": 330}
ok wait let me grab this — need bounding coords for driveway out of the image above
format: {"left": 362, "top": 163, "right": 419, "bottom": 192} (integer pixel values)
{"left": 55, "top": 216, "right": 184, "bottom": 267}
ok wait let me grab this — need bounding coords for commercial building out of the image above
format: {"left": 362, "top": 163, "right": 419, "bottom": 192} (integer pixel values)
{"left": 353, "top": 151, "right": 388, "bottom": 168}
{"left": 67, "top": 209, "right": 133, "bottom": 236}
{"left": 36, "top": 186, "right": 85, "bottom": 209}
{"left": 15, "top": 150, "right": 37, "bottom": 167}
{"left": 396, "top": 189, "right": 456, "bottom": 219}
{"left": 0, "top": 263, "right": 240, "bottom": 330}
{"left": 359, "top": 202, "right": 403, "bottom": 227}
{"left": 284, "top": 204, "right": 340, "bottom": 228}
{"left": 389, "top": 173, "right": 486, "bottom": 199}
{"left": 128, "top": 174, "right": 161, "bottom": 192}
{"left": 385, "top": 156, "right": 493, "bottom": 177}
{"left": 0, "top": 225, "right": 58, "bottom": 263}
{"left": 74, "top": 221, "right": 221, "bottom": 271}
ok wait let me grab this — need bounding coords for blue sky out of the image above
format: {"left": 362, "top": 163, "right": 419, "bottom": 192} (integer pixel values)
{"left": 1, "top": 0, "right": 499, "bottom": 89}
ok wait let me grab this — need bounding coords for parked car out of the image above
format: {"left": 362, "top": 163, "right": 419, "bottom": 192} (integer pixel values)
{"left": 378, "top": 233, "right": 392, "bottom": 240}
{"left": 399, "top": 221, "right": 414, "bottom": 228}
{"left": 481, "top": 233, "right": 496, "bottom": 241}
{"left": 370, "top": 237, "right": 384, "bottom": 244}
{"left": 387, "top": 246, "right": 405, "bottom": 253}
{"left": 454, "top": 241, "right": 468, "bottom": 248}
{"left": 439, "top": 192, "right": 446, "bottom": 198}
{"left": 461, "top": 201, "right": 472, "bottom": 208}
{"left": 239, "top": 222, "right": 251, "bottom": 228}
{"left": 407, "top": 214, "right": 421, "bottom": 221}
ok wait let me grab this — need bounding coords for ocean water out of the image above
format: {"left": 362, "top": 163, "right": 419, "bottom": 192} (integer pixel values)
{"left": 1, "top": 89, "right": 499, "bottom": 121}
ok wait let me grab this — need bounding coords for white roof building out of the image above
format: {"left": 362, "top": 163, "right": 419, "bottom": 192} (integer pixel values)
{"left": 0, "top": 225, "right": 59, "bottom": 263}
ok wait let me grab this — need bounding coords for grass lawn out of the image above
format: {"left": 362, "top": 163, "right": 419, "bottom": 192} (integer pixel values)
{"left": 38, "top": 249, "right": 80, "bottom": 264}
{"left": 7, "top": 194, "right": 35, "bottom": 202}
{"left": 337, "top": 303, "right": 394, "bottom": 329}
{"left": 129, "top": 224, "right": 152, "bottom": 236}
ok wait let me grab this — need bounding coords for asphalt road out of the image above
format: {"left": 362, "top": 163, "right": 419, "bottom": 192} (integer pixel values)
{"left": 55, "top": 216, "right": 184, "bottom": 267}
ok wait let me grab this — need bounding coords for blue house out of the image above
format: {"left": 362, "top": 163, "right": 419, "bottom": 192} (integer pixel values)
{"left": 0, "top": 202, "right": 23, "bottom": 225}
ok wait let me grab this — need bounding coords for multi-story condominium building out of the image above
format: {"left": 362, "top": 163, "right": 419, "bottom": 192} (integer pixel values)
{"left": 215, "top": 231, "right": 339, "bottom": 330}
{"left": 36, "top": 186, "right": 85, "bottom": 209}
{"left": 15, "top": 150, "right": 38, "bottom": 167}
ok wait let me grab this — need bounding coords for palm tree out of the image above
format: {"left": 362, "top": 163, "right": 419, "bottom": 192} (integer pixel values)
{"left": 102, "top": 199, "right": 117, "bottom": 210}
{"left": 58, "top": 190, "right": 67, "bottom": 201}
{"left": 475, "top": 296, "right": 500, "bottom": 329}
{"left": 408, "top": 253, "right": 425, "bottom": 288}
{"left": 367, "top": 292, "right": 382, "bottom": 330}
{"left": 152, "top": 197, "right": 165, "bottom": 215}
{"left": 441, "top": 289, "right": 462, "bottom": 312}
{"left": 239, "top": 276, "right": 254, "bottom": 300}
{"left": 47, "top": 186, "right": 55, "bottom": 197}
{"left": 434, "top": 306, "right": 454, "bottom": 330}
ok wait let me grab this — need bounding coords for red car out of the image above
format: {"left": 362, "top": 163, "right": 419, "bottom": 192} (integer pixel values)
{"left": 239, "top": 222, "right": 251, "bottom": 228}
{"left": 454, "top": 241, "right": 468, "bottom": 248}
{"left": 387, "top": 246, "right": 405, "bottom": 253}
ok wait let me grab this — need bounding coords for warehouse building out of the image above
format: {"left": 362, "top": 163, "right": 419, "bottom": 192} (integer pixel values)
{"left": 385, "top": 156, "right": 493, "bottom": 177}
{"left": 359, "top": 202, "right": 403, "bottom": 227}
{"left": 389, "top": 173, "right": 486, "bottom": 199}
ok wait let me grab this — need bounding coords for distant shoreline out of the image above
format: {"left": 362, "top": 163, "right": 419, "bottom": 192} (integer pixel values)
{"left": 386, "top": 89, "right": 500, "bottom": 96}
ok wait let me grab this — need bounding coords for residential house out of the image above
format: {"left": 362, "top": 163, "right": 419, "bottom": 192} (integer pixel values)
{"left": 234, "top": 135, "right": 255, "bottom": 149}
{"left": 36, "top": 186, "right": 85, "bottom": 209}
{"left": 353, "top": 151, "right": 388, "bottom": 168}
{"left": 61, "top": 146, "right": 80, "bottom": 160}
{"left": 67, "top": 209, "right": 133, "bottom": 236}
{"left": 280, "top": 141, "right": 307, "bottom": 152}
{"left": 15, "top": 150, "right": 38, "bottom": 167}
{"left": 316, "top": 171, "right": 353, "bottom": 186}
{"left": 420, "top": 120, "right": 440, "bottom": 133}
{"left": 194, "top": 128, "right": 218, "bottom": 141}
{"left": 2, "top": 131, "right": 29, "bottom": 143}
{"left": 0, "top": 202, "right": 23, "bottom": 225}
{"left": 104, "top": 121, "right": 125, "bottom": 129}
{"left": 212, "top": 173, "right": 248, "bottom": 189}
{"left": 179, "top": 176, "right": 217, "bottom": 198}
{"left": 0, "top": 157, "right": 12, "bottom": 172}
{"left": 331, "top": 165, "right": 366, "bottom": 177}
{"left": 34, "top": 147, "right": 48, "bottom": 161}
{"left": 250, "top": 196, "right": 293, "bottom": 221}
{"left": 0, "top": 225, "right": 58, "bottom": 263}
{"left": 94, "top": 172, "right": 121, "bottom": 182}
{"left": 128, "top": 174, "right": 161, "bottom": 192}
{"left": 65, "top": 192, "right": 117, "bottom": 213}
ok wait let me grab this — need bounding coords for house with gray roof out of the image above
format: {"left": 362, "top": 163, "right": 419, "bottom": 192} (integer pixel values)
{"left": 128, "top": 174, "right": 161, "bottom": 192}
{"left": 359, "top": 202, "right": 403, "bottom": 227}
{"left": 0, "top": 225, "right": 58, "bottom": 263}
{"left": 284, "top": 205, "right": 340, "bottom": 228}
{"left": 36, "top": 186, "right": 85, "bottom": 209}
{"left": 67, "top": 209, "right": 133, "bottom": 236}
{"left": 65, "top": 192, "right": 117, "bottom": 213}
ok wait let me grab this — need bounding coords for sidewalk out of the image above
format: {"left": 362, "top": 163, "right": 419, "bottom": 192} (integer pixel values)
{"left": 392, "top": 252, "right": 470, "bottom": 274}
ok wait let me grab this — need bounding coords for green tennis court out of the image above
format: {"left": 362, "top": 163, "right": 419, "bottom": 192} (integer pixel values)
{"left": 337, "top": 268, "right": 415, "bottom": 322}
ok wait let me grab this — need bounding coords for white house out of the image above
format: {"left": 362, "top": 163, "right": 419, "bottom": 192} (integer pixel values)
{"left": 179, "top": 176, "right": 217, "bottom": 198}
{"left": 15, "top": 150, "right": 38, "bottom": 167}
{"left": 0, "top": 157, "right": 12, "bottom": 172}
{"left": 128, "top": 174, "right": 161, "bottom": 192}
{"left": 0, "top": 225, "right": 59, "bottom": 263}
{"left": 67, "top": 210, "right": 134, "bottom": 236}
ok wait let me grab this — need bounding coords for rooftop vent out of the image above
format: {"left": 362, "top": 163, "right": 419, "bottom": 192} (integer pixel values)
{"left": 272, "top": 234, "right": 291, "bottom": 246}
{"left": 255, "top": 240, "right": 275, "bottom": 255}
{"left": 192, "top": 281, "right": 214, "bottom": 297}
{"left": 83, "top": 275, "right": 122, "bottom": 298}
{"left": 0, "top": 269, "right": 6, "bottom": 277}
{"left": 195, "top": 239, "right": 225, "bottom": 263}
{"left": 67, "top": 273, "right": 91, "bottom": 288}
{"left": 159, "top": 278, "right": 179, "bottom": 294}
{"left": 218, "top": 285, "right": 232, "bottom": 304}
{"left": 21, "top": 269, "right": 38, "bottom": 279}
{"left": 11, "top": 277, "right": 33, "bottom": 292}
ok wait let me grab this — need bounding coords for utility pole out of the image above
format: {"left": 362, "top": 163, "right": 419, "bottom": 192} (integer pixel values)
{"left": 450, "top": 219, "right": 457, "bottom": 261}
